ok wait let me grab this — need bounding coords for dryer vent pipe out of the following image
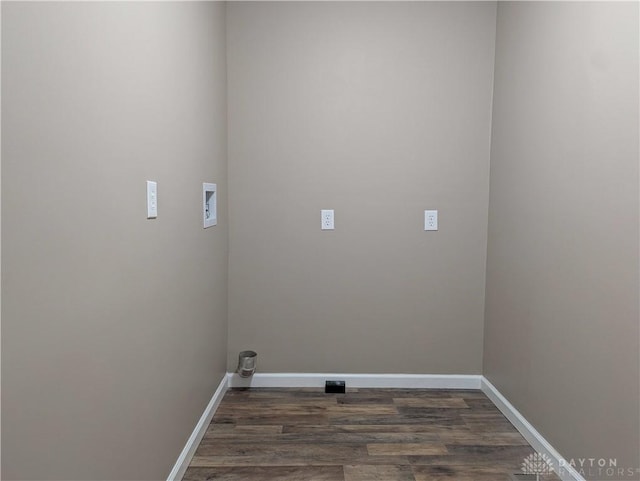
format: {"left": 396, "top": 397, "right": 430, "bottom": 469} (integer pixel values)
{"left": 237, "top": 350, "right": 257, "bottom": 378}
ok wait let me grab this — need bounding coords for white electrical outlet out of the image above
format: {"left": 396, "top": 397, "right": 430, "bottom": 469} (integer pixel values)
{"left": 147, "top": 181, "right": 157, "bottom": 219}
{"left": 321, "top": 209, "right": 335, "bottom": 230}
{"left": 424, "top": 210, "right": 438, "bottom": 231}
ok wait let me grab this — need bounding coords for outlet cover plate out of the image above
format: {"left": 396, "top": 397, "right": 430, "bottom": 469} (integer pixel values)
{"left": 424, "top": 210, "right": 438, "bottom": 231}
{"left": 321, "top": 209, "right": 335, "bottom": 230}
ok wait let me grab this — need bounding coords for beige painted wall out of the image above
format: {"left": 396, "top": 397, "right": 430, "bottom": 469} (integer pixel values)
{"left": 484, "top": 1, "right": 640, "bottom": 475}
{"left": 227, "top": 2, "right": 496, "bottom": 374}
{"left": 4, "top": 2, "right": 637, "bottom": 478}
{"left": 1, "top": 2, "right": 228, "bottom": 480}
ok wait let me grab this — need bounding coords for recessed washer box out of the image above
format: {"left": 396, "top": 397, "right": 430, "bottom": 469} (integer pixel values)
{"left": 203, "top": 183, "right": 217, "bottom": 228}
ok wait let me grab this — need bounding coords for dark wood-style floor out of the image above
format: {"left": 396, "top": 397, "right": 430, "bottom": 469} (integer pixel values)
{"left": 183, "top": 388, "right": 559, "bottom": 481}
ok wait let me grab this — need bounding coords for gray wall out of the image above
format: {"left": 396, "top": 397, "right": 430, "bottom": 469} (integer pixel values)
{"left": 4, "top": 2, "right": 639, "bottom": 479}
{"left": 484, "top": 1, "right": 639, "bottom": 474}
{"left": 0, "top": 3, "right": 3, "bottom": 476}
{"left": 1, "top": 2, "right": 228, "bottom": 480}
{"left": 226, "top": 1, "right": 497, "bottom": 374}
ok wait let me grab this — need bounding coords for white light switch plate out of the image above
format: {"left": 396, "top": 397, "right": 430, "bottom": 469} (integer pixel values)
{"left": 424, "top": 210, "right": 438, "bottom": 231}
{"left": 147, "top": 181, "right": 157, "bottom": 218}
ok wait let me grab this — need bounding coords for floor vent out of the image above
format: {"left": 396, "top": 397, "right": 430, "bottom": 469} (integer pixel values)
{"left": 325, "top": 380, "right": 346, "bottom": 393}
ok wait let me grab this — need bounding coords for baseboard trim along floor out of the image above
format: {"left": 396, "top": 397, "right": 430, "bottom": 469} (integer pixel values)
{"left": 166, "top": 375, "right": 229, "bottom": 481}
{"left": 480, "top": 377, "right": 584, "bottom": 481}
{"left": 167, "top": 373, "right": 583, "bottom": 481}
{"left": 227, "top": 372, "right": 482, "bottom": 389}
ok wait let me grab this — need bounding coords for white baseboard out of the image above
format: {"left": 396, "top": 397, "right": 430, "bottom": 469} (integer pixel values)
{"left": 480, "top": 377, "right": 584, "bottom": 481}
{"left": 166, "top": 375, "right": 229, "bottom": 481}
{"left": 168, "top": 373, "right": 582, "bottom": 481}
{"left": 226, "top": 372, "right": 482, "bottom": 389}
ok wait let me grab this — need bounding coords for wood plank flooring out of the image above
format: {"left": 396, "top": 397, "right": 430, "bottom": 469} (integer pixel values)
{"left": 183, "top": 388, "right": 560, "bottom": 481}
